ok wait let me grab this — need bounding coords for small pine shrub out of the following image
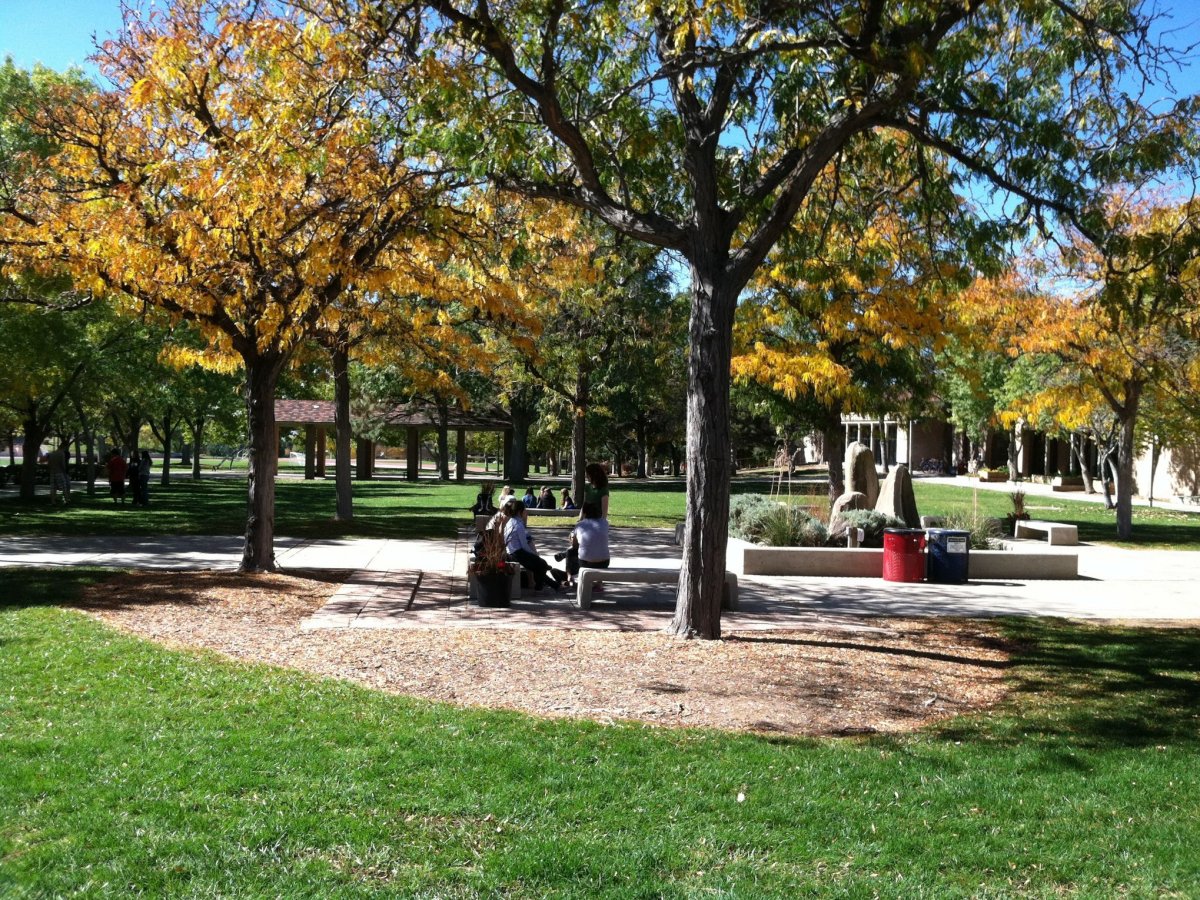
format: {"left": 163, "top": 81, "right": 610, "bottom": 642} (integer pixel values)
{"left": 756, "top": 504, "right": 829, "bottom": 547}
{"left": 728, "top": 494, "right": 778, "bottom": 541}
{"left": 729, "top": 495, "right": 828, "bottom": 546}
{"left": 834, "top": 509, "right": 906, "bottom": 547}
{"left": 940, "top": 511, "right": 1005, "bottom": 550}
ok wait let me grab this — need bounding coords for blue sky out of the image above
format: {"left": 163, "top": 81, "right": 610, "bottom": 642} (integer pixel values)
{"left": 3, "top": 1, "right": 1200, "bottom": 86}
{"left": 0, "top": 1, "right": 125, "bottom": 73}
{"left": 4, "top": 1, "right": 1199, "bottom": 95}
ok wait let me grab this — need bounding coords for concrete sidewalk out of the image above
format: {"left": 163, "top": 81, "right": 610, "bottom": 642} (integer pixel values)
{"left": 1, "top": 530, "right": 1197, "bottom": 625}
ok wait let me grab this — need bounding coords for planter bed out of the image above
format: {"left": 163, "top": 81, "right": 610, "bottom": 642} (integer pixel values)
{"left": 728, "top": 538, "right": 1078, "bottom": 580}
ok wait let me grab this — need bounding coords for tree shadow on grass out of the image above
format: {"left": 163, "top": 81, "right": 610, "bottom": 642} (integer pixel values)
{"left": 0, "top": 566, "right": 347, "bottom": 613}
{"left": 728, "top": 633, "right": 1014, "bottom": 670}
{"left": 0, "top": 567, "right": 110, "bottom": 609}
{"left": 935, "top": 617, "right": 1200, "bottom": 751}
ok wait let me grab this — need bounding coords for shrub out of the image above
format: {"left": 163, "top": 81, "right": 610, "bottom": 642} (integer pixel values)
{"left": 940, "top": 511, "right": 1005, "bottom": 550}
{"left": 729, "top": 495, "right": 828, "bottom": 546}
{"left": 756, "top": 504, "right": 828, "bottom": 547}
{"left": 728, "top": 494, "right": 778, "bottom": 541}
{"left": 834, "top": 509, "right": 905, "bottom": 548}
{"left": 1009, "top": 489, "right": 1028, "bottom": 518}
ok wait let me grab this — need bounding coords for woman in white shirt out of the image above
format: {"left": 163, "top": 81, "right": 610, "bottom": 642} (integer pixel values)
{"left": 503, "top": 500, "right": 567, "bottom": 592}
{"left": 566, "top": 501, "right": 610, "bottom": 587}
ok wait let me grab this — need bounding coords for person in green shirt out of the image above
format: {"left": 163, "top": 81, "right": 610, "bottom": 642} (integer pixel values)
{"left": 582, "top": 462, "right": 609, "bottom": 519}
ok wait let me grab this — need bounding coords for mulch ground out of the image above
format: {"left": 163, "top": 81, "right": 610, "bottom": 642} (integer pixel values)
{"left": 76, "top": 570, "right": 1014, "bottom": 737}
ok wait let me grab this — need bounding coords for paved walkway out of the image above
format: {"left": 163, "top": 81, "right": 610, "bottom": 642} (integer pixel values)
{"left": 2, "top": 528, "right": 1197, "bottom": 629}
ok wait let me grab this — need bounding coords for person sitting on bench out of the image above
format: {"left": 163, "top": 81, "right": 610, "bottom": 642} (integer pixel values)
{"left": 503, "top": 499, "right": 567, "bottom": 592}
{"left": 564, "top": 501, "right": 610, "bottom": 588}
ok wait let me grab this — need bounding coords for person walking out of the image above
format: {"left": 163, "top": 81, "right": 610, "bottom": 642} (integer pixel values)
{"left": 47, "top": 445, "right": 71, "bottom": 506}
{"left": 126, "top": 453, "right": 141, "bottom": 507}
{"left": 106, "top": 449, "right": 127, "bottom": 504}
{"left": 137, "top": 450, "right": 152, "bottom": 506}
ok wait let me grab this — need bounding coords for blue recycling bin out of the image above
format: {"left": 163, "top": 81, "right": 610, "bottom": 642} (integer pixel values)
{"left": 926, "top": 529, "right": 970, "bottom": 584}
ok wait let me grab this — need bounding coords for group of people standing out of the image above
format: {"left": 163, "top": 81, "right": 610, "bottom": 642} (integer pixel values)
{"left": 472, "top": 462, "right": 611, "bottom": 593}
{"left": 105, "top": 448, "right": 153, "bottom": 507}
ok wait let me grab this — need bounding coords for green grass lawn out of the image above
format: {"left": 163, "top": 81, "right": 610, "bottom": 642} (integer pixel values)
{"left": 0, "top": 476, "right": 694, "bottom": 538}
{"left": 4, "top": 473, "right": 1199, "bottom": 548}
{"left": 912, "top": 481, "right": 1200, "bottom": 550}
{"left": 2, "top": 570, "right": 1199, "bottom": 896}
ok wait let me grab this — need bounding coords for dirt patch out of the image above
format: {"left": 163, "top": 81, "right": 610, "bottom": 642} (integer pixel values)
{"left": 77, "top": 570, "right": 1013, "bottom": 737}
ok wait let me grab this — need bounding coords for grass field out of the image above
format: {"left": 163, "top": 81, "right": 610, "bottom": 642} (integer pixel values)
{"left": 2, "top": 569, "right": 1198, "bottom": 896}
{"left": 4, "top": 473, "right": 1200, "bottom": 549}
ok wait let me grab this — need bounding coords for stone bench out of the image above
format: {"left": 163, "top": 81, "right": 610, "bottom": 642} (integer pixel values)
{"left": 1014, "top": 519, "right": 1079, "bottom": 546}
{"left": 576, "top": 566, "right": 739, "bottom": 611}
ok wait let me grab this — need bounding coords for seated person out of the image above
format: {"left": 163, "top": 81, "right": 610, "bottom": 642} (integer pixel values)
{"left": 469, "top": 483, "right": 498, "bottom": 515}
{"left": 565, "top": 501, "right": 610, "bottom": 586}
{"left": 560, "top": 487, "right": 576, "bottom": 510}
{"left": 537, "top": 485, "right": 556, "bottom": 509}
{"left": 521, "top": 487, "right": 537, "bottom": 507}
{"left": 503, "top": 500, "right": 567, "bottom": 592}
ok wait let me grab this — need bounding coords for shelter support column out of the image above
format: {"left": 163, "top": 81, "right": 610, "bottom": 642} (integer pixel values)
{"left": 356, "top": 438, "right": 373, "bottom": 480}
{"left": 406, "top": 427, "right": 419, "bottom": 481}
{"left": 304, "top": 425, "right": 316, "bottom": 480}
{"left": 455, "top": 429, "right": 466, "bottom": 482}
{"left": 316, "top": 428, "right": 327, "bottom": 478}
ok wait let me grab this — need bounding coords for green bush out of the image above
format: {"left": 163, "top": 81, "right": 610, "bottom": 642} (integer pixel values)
{"left": 834, "top": 509, "right": 905, "bottom": 548}
{"left": 729, "top": 495, "right": 827, "bottom": 546}
{"left": 728, "top": 494, "right": 778, "bottom": 541}
{"left": 940, "top": 511, "right": 1005, "bottom": 549}
{"left": 756, "top": 504, "right": 828, "bottom": 547}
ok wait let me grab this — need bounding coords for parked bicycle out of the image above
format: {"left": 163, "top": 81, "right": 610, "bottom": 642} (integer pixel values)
{"left": 919, "top": 457, "right": 945, "bottom": 475}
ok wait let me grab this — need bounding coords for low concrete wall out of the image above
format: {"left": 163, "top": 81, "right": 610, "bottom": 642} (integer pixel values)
{"left": 727, "top": 538, "right": 1077, "bottom": 579}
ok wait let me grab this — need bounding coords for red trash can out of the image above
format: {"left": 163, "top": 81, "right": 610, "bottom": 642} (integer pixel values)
{"left": 882, "top": 528, "right": 926, "bottom": 582}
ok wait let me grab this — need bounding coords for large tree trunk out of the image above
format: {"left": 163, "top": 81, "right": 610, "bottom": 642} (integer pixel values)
{"left": 570, "top": 370, "right": 590, "bottom": 503}
{"left": 670, "top": 267, "right": 736, "bottom": 640}
{"left": 822, "top": 412, "right": 846, "bottom": 502}
{"left": 332, "top": 344, "right": 353, "bottom": 521}
{"left": 1073, "top": 431, "right": 1095, "bottom": 494}
{"left": 190, "top": 418, "right": 206, "bottom": 480}
{"left": 635, "top": 414, "right": 649, "bottom": 478}
{"left": 152, "top": 410, "right": 175, "bottom": 487}
{"left": 508, "top": 394, "right": 536, "bottom": 483}
{"left": 19, "top": 414, "right": 46, "bottom": 502}
{"left": 241, "top": 353, "right": 285, "bottom": 573}
{"left": 1008, "top": 422, "right": 1020, "bottom": 479}
{"left": 1148, "top": 438, "right": 1162, "bottom": 507}
{"left": 71, "top": 396, "right": 98, "bottom": 496}
{"left": 1114, "top": 383, "right": 1142, "bottom": 540}
{"left": 877, "top": 416, "right": 889, "bottom": 475}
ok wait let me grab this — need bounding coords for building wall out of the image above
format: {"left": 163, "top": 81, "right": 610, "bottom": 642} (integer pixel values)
{"left": 1134, "top": 440, "right": 1200, "bottom": 501}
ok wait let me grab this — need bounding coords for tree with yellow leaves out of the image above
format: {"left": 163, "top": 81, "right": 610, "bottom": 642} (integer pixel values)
{"left": 733, "top": 137, "right": 972, "bottom": 497}
{"left": 967, "top": 195, "right": 1200, "bottom": 539}
{"left": 1, "top": 0, "right": 480, "bottom": 570}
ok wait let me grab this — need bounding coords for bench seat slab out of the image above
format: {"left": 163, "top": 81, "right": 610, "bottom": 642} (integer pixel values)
{"left": 576, "top": 567, "right": 738, "bottom": 611}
